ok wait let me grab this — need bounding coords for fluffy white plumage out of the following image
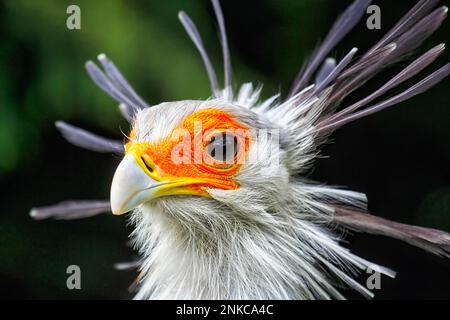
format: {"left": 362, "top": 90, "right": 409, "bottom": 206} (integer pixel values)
{"left": 129, "top": 97, "right": 395, "bottom": 299}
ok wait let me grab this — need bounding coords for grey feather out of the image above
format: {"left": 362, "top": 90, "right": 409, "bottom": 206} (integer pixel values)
{"left": 211, "top": 0, "right": 232, "bottom": 91}
{"left": 325, "top": 44, "right": 397, "bottom": 111}
{"left": 55, "top": 121, "right": 124, "bottom": 154}
{"left": 392, "top": 6, "right": 448, "bottom": 59}
{"left": 320, "top": 43, "right": 445, "bottom": 127}
{"left": 337, "top": 44, "right": 397, "bottom": 81}
{"left": 178, "top": 11, "right": 220, "bottom": 95}
{"left": 114, "top": 260, "right": 141, "bottom": 271}
{"left": 288, "top": 0, "right": 371, "bottom": 97}
{"left": 333, "top": 206, "right": 450, "bottom": 257}
{"left": 313, "top": 48, "right": 358, "bottom": 94}
{"left": 119, "top": 103, "right": 134, "bottom": 122}
{"left": 315, "top": 58, "right": 336, "bottom": 85}
{"left": 368, "top": 0, "right": 439, "bottom": 54}
{"left": 30, "top": 200, "right": 110, "bottom": 220}
{"left": 318, "top": 63, "right": 450, "bottom": 133}
{"left": 97, "top": 54, "right": 150, "bottom": 109}
{"left": 85, "top": 61, "right": 140, "bottom": 110}
{"left": 325, "top": 6, "right": 447, "bottom": 110}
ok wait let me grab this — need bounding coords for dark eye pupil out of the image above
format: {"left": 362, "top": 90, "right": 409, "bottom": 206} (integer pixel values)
{"left": 207, "top": 133, "right": 238, "bottom": 162}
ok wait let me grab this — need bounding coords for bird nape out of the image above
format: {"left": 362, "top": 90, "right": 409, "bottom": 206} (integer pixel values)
{"left": 30, "top": 0, "right": 450, "bottom": 299}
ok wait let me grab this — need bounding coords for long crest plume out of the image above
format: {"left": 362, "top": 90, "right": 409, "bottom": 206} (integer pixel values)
{"left": 178, "top": 0, "right": 233, "bottom": 99}
{"left": 290, "top": 1, "right": 450, "bottom": 136}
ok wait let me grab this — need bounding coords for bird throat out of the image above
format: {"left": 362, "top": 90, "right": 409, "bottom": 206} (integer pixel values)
{"left": 129, "top": 194, "right": 385, "bottom": 300}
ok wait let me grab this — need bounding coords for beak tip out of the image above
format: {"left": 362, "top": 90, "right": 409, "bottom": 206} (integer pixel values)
{"left": 110, "top": 204, "right": 128, "bottom": 216}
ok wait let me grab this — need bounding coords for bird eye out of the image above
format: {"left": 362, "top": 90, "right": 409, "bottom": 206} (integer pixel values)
{"left": 206, "top": 132, "right": 239, "bottom": 163}
{"left": 141, "top": 155, "right": 155, "bottom": 173}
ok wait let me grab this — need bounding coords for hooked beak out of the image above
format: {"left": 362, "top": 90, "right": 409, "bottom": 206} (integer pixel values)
{"left": 110, "top": 154, "right": 161, "bottom": 215}
{"left": 110, "top": 149, "right": 211, "bottom": 215}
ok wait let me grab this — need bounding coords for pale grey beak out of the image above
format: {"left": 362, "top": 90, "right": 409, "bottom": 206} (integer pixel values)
{"left": 110, "top": 154, "right": 160, "bottom": 215}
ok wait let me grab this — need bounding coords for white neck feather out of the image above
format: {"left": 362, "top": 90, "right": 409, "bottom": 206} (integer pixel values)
{"left": 129, "top": 183, "right": 393, "bottom": 300}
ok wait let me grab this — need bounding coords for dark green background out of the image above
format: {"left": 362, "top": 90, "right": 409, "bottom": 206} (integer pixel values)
{"left": 1, "top": 0, "right": 449, "bottom": 299}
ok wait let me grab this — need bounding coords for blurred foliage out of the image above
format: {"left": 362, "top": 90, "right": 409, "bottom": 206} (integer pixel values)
{"left": 0, "top": 0, "right": 450, "bottom": 299}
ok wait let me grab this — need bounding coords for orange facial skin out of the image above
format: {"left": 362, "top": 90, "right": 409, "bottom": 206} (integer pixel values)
{"left": 125, "top": 108, "right": 250, "bottom": 194}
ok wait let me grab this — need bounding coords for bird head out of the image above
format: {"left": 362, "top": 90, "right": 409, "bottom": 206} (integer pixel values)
{"left": 110, "top": 100, "right": 289, "bottom": 227}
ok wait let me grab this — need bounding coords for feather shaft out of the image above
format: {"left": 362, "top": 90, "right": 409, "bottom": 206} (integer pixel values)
{"left": 30, "top": 200, "right": 110, "bottom": 220}
{"left": 178, "top": 11, "right": 220, "bottom": 95}
{"left": 55, "top": 121, "right": 124, "bottom": 154}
